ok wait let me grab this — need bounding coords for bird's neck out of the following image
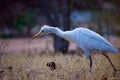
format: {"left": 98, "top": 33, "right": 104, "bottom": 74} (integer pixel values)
{"left": 52, "top": 27, "right": 73, "bottom": 42}
{"left": 53, "top": 28, "right": 65, "bottom": 38}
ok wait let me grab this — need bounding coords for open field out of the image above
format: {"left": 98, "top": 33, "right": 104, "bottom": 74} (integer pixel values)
{"left": 0, "top": 53, "right": 120, "bottom": 80}
{"left": 2, "top": 36, "right": 120, "bottom": 54}
{"left": 0, "top": 37, "right": 120, "bottom": 80}
{"left": 3, "top": 37, "right": 78, "bottom": 54}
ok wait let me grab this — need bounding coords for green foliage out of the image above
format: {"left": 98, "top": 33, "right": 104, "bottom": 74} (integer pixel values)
{"left": 1, "top": 34, "right": 12, "bottom": 39}
{"left": 14, "top": 8, "right": 36, "bottom": 32}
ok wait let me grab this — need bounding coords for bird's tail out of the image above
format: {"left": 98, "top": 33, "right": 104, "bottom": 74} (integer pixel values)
{"left": 111, "top": 47, "right": 119, "bottom": 53}
{"left": 108, "top": 45, "right": 119, "bottom": 53}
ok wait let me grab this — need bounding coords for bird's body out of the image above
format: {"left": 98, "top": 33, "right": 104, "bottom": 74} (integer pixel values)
{"left": 49, "top": 27, "right": 118, "bottom": 56}
{"left": 32, "top": 25, "right": 119, "bottom": 75}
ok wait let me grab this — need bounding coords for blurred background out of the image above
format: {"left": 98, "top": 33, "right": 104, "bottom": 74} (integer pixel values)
{"left": 0, "top": 0, "right": 120, "bottom": 54}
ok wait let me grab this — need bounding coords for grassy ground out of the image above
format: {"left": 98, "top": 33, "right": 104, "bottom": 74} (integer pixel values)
{"left": 0, "top": 52, "right": 120, "bottom": 80}
{"left": 0, "top": 37, "right": 120, "bottom": 80}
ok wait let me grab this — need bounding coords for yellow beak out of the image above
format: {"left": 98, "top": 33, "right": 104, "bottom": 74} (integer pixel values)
{"left": 32, "top": 31, "right": 42, "bottom": 39}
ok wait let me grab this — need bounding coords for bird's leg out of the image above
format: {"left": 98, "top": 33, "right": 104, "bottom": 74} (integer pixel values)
{"left": 101, "top": 52, "right": 117, "bottom": 76}
{"left": 89, "top": 56, "right": 92, "bottom": 72}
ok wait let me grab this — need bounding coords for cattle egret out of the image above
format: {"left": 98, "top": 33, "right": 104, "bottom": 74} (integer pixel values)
{"left": 32, "top": 25, "right": 119, "bottom": 75}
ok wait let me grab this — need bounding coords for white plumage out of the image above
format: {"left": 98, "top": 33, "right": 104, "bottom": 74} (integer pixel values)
{"left": 32, "top": 25, "right": 119, "bottom": 75}
{"left": 65, "top": 27, "right": 118, "bottom": 55}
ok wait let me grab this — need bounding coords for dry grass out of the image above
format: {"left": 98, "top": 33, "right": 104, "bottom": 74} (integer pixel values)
{"left": 0, "top": 38, "right": 120, "bottom": 80}
{"left": 0, "top": 52, "right": 120, "bottom": 80}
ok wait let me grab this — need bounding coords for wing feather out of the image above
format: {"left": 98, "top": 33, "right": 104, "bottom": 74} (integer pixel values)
{"left": 74, "top": 28, "right": 118, "bottom": 53}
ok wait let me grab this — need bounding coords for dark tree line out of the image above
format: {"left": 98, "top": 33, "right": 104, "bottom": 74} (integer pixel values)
{"left": 39, "top": 0, "right": 71, "bottom": 54}
{"left": 0, "top": 0, "right": 120, "bottom": 53}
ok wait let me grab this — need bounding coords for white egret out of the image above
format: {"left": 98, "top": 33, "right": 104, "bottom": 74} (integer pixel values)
{"left": 32, "top": 25, "right": 119, "bottom": 75}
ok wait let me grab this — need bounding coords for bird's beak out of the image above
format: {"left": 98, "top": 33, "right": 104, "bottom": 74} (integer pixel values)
{"left": 32, "top": 31, "right": 42, "bottom": 39}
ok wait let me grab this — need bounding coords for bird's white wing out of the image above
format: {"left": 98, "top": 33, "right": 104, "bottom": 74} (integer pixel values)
{"left": 73, "top": 28, "right": 118, "bottom": 53}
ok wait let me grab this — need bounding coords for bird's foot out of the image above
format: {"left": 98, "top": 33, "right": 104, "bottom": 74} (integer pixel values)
{"left": 89, "top": 68, "right": 92, "bottom": 72}
{"left": 113, "top": 69, "right": 120, "bottom": 77}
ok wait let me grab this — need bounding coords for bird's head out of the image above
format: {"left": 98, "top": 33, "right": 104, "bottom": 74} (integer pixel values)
{"left": 32, "top": 25, "right": 56, "bottom": 39}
